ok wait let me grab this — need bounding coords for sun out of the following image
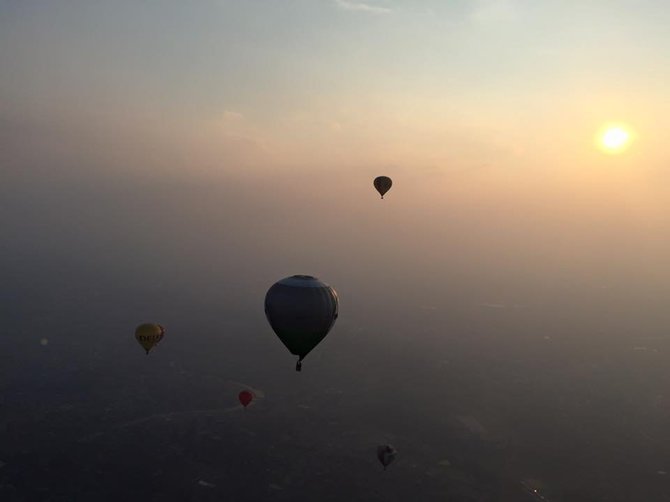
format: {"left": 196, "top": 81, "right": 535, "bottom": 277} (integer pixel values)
{"left": 598, "top": 124, "right": 632, "bottom": 154}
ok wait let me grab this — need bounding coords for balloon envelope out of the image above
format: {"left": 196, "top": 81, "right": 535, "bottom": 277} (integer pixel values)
{"left": 134, "top": 323, "right": 164, "bottom": 355}
{"left": 377, "top": 444, "right": 397, "bottom": 469}
{"left": 373, "top": 176, "right": 392, "bottom": 199}
{"left": 264, "top": 275, "right": 339, "bottom": 369}
{"left": 238, "top": 390, "right": 253, "bottom": 408}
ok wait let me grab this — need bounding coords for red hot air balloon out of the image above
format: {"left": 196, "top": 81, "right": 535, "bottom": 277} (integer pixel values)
{"left": 239, "top": 390, "right": 254, "bottom": 408}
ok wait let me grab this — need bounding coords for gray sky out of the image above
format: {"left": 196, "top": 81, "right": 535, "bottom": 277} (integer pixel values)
{"left": 2, "top": 0, "right": 670, "bottom": 335}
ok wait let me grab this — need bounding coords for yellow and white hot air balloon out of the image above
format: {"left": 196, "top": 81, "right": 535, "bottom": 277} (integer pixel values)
{"left": 134, "top": 323, "right": 165, "bottom": 355}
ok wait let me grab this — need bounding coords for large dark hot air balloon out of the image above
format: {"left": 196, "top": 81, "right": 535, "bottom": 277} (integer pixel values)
{"left": 377, "top": 444, "right": 397, "bottom": 470}
{"left": 264, "top": 275, "right": 339, "bottom": 371}
{"left": 373, "top": 176, "right": 392, "bottom": 199}
{"left": 239, "top": 390, "right": 253, "bottom": 408}
{"left": 135, "top": 323, "right": 164, "bottom": 355}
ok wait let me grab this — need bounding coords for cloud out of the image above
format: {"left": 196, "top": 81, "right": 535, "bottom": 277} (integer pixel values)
{"left": 334, "top": 0, "right": 391, "bottom": 14}
{"left": 221, "top": 110, "right": 244, "bottom": 121}
{"left": 478, "top": 302, "right": 506, "bottom": 309}
{"left": 470, "top": 0, "right": 517, "bottom": 26}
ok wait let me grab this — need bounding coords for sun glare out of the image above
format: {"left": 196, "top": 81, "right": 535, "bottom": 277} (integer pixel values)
{"left": 598, "top": 124, "right": 632, "bottom": 154}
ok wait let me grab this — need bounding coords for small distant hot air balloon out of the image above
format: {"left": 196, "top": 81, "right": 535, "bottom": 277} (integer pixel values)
{"left": 373, "top": 176, "right": 392, "bottom": 199}
{"left": 377, "top": 444, "right": 397, "bottom": 470}
{"left": 264, "top": 275, "right": 339, "bottom": 371}
{"left": 135, "top": 323, "right": 164, "bottom": 355}
{"left": 239, "top": 390, "right": 254, "bottom": 409}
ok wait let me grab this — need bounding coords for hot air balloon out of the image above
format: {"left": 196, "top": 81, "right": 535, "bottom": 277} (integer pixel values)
{"left": 239, "top": 390, "right": 254, "bottom": 408}
{"left": 373, "top": 176, "right": 392, "bottom": 199}
{"left": 264, "top": 275, "right": 339, "bottom": 371}
{"left": 377, "top": 444, "right": 397, "bottom": 470}
{"left": 135, "top": 323, "right": 164, "bottom": 355}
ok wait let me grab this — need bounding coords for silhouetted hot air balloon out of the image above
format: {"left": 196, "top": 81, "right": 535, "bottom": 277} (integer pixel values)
{"left": 373, "top": 176, "right": 392, "bottom": 199}
{"left": 239, "top": 390, "right": 253, "bottom": 408}
{"left": 135, "top": 323, "right": 164, "bottom": 355}
{"left": 264, "top": 275, "right": 339, "bottom": 371}
{"left": 377, "top": 444, "right": 397, "bottom": 470}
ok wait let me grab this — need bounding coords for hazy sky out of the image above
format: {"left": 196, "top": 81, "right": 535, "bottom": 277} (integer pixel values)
{"left": 2, "top": 0, "right": 669, "bottom": 170}
{"left": 2, "top": 0, "right": 670, "bottom": 334}
{"left": 4, "top": 6, "right": 670, "bottom": 501}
